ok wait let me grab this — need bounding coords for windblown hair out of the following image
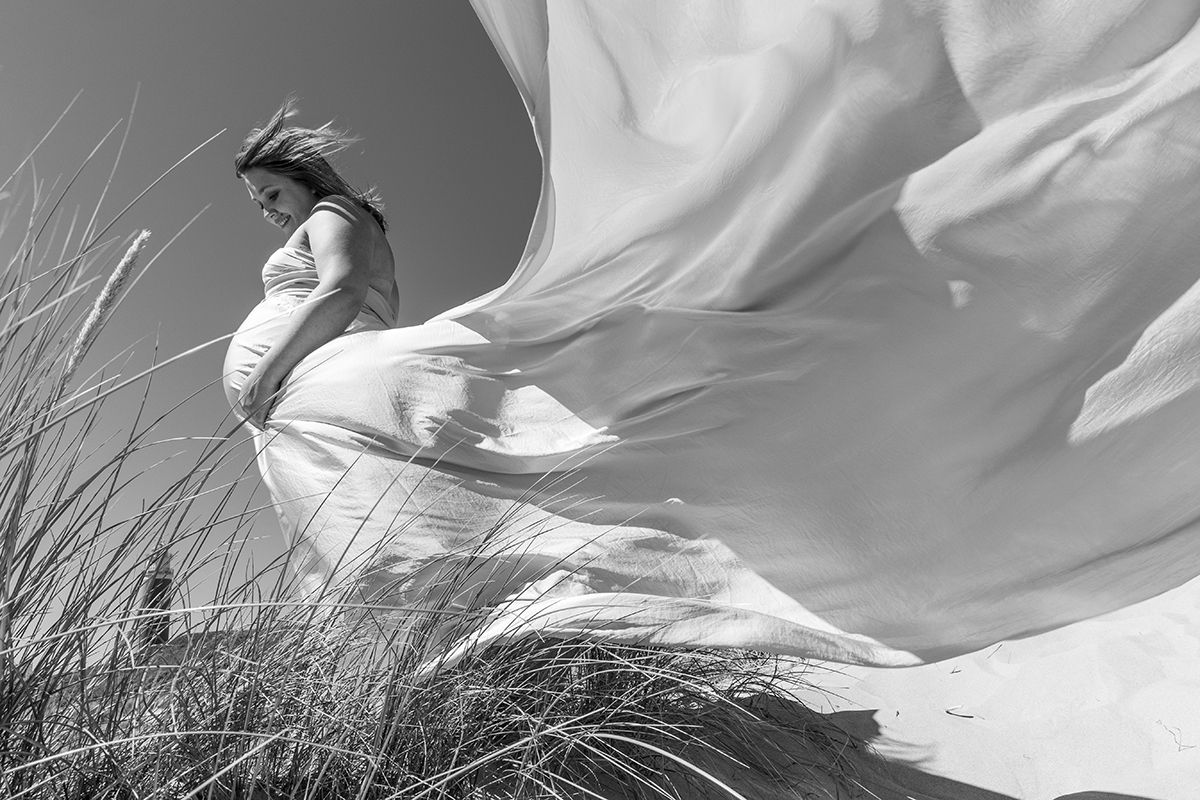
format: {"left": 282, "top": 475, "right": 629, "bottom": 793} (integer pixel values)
{"left": 235, "top": 95, "right": 388, "bottom": 232}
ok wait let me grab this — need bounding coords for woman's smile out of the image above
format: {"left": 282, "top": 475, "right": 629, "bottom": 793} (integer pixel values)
{"left": 241, "top": 167, "right": 318, "bottom": 236}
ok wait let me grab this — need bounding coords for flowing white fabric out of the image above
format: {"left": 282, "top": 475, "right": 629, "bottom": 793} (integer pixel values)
{"left": 224, "top": 0, "right": 1200, "bottom": 670}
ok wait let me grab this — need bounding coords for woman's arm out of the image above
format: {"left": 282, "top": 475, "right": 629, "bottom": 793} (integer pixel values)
{"left": 236, "top": 198, "right": 375, "bottom": 428}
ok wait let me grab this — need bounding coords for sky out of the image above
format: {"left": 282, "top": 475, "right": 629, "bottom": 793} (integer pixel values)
{"left": 0, "top": 1, "right": 541, "bottom": 598}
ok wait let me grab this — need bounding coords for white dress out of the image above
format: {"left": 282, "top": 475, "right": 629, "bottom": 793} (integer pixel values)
{"left": 224, "top": 0, "right": 1200, "bottom": 678}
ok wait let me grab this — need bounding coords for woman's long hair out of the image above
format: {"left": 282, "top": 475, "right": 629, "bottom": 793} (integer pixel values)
{"left": 235, "top": 95, "right": 388, "bottom": 232}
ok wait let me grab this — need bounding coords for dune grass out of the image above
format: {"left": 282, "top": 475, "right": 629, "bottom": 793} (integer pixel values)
{"left": 0, "top": 105, "right": 866, "bottom": 800}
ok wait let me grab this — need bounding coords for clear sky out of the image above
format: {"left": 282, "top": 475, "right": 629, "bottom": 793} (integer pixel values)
{"left": 0, "top": 1, "right": 540, "bottom": 596}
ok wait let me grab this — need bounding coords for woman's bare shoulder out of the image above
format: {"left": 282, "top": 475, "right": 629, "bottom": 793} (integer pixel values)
{"left": 300, "top": 196, "right": 376, "bottom": 245}
{"left": 301, "top": 196, "right": 393, "bottom": 270}
{"left": 311, "top": 195, "right": 371, "bottom": 225}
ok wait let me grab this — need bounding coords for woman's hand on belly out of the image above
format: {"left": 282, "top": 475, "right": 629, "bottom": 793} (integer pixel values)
{"left": 237, "top": 353, "right": 288, "bottom": 429}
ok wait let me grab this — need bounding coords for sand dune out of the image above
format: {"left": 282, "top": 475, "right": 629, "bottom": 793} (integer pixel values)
{"left": 803, "top": 576, "right": 1200, "bottom": 798}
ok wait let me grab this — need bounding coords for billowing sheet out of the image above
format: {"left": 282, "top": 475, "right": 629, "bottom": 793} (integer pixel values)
{"left": 225, "top": 0, "right": 1200, "bottom": 668}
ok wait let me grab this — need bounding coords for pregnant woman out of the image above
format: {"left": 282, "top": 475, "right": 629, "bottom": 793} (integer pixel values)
{"left": 227, "top": 101, "right": 398, "bottom": 433}
{"left": 225, "top": 2, "right": 1200, "bottom": 791}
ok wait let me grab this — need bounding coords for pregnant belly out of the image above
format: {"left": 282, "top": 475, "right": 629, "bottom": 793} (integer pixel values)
{"left": 224, "top": 301, "right": 613, "bottom": 472}
{"left": 222, "top": 293, "right": 388, "bottom": 410}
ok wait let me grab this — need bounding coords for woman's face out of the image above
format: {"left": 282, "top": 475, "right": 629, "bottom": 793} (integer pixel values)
{"left": 242, "top": 167, "right": 319, "bottom": 237}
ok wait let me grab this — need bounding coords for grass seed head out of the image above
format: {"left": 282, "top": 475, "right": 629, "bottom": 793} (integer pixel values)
{"left": 63, "top": 228, "right": 151, "bottom": 383}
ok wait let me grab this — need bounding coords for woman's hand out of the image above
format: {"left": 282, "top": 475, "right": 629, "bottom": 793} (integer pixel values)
{"left": 238, "top": 357, "right": 287, "bottom": 429}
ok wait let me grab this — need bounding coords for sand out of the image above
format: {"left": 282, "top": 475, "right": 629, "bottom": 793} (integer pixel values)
{"left": 799, "top": 576, "right": 1200, "bottom": 799}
